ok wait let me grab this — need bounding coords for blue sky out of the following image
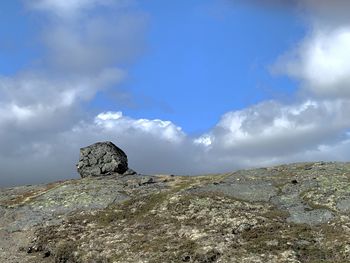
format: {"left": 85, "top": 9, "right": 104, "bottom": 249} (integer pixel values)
{"left": 1, "top": 0, "right": 350, "bottom": 186}
{"left": 91, "top": 0, "right": 305, "bottom": 134}
{"left": 0, "top": 1, "right": 304, "bottom": 133}
{"left": 0, "top": 1, "right": 34, "bottom": 74}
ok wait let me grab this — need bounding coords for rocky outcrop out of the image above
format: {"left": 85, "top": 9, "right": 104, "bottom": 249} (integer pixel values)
{"left": 1, "top": 162, "right": 350, "bottom": 262}
{"left": 76, "top": 141, "right": 129, "bottom": 178}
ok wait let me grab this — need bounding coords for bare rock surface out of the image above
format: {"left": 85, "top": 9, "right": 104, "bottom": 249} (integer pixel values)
{"left": 1, "top": 162, "right": 350, "bottom": 262}
{"left": 77, "top": 141, "right": 129, "bottom": 178}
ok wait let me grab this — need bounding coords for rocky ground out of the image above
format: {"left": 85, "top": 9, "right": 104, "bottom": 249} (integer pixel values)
{"left": 1, "top": 162, "right": 350, "bottom": 262}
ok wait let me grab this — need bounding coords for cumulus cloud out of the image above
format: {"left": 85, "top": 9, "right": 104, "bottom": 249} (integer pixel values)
{"left": 267, "top": 0, "right": 350, "bottom": 98}
{"left": 94, "top": 112, "right": 186, "bottom": 143}
{"left": 25, "top": 0, "right": 148, "bottom": 74}
{"left": 4, "top": 97, "right": 350, "bottom": 186}
{"left": 274, "top": 26, "right": 350, "bottom": 98}
{"left": 0, "top": 69, "right": 124, "bottom": 132}
{"left": 197, "top": 100, "right": 350, "bottom": 156}
{"left": 43, "top": 14, "right": 147, "bottom": 73}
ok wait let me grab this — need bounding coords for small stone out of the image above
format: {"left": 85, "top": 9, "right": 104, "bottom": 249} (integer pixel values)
{"left": 182, "top": 254, "right": 191, "bottom": 262}
{"left": 124, "top": 168, "right": 137, "bottom": 176}
{"left": 43, "top": 250, "right": 51, "bottom": 258}
{"left": 140, "top": 177, "right": 155, "bottom": 185}
{"left": 195, "top": 249, "right": 221, "bottom": 263}
{"left": 233, "top": 223, "right": 252, "bottom": 234}
{"left": 266, "top": 240, "right": 279, "bottom": 246}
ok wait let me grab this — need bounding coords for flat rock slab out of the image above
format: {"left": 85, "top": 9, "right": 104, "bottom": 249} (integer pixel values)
{"left": 287, "top": 208, "right": 334, "bottom": 225}
{"left": 0, "top": 175, "right": 167, "bottom": 233}
{"left": 191, "top": 162, "right": 347, "bottom": 226}
{"left": 336, "top": 197, "right": 350, "bottom": 212}
{"left": 4, "top": 182, "right": 128, "bottom": 232}
{"left": 195, "top": 182, "right": 278, "bottom": 202}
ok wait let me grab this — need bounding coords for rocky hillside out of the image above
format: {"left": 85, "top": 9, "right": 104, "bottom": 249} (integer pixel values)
{"left": 1, "top": 162, "right": 350, "bottom": 263}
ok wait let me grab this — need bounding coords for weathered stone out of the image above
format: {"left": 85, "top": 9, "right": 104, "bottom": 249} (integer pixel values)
{"left": 336, "top": 197, "right": 350, "bottom": 212}
{"left": 195, "top": 181, "right": 278, "bottom": 202}
{"left": 77, "top": 141, "right": 128, "bottom": 178}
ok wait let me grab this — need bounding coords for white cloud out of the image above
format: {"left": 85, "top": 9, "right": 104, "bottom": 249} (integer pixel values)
{"left": 0, "top": 68, "right": 124, "bottom": 129}
{"left": 194, "top": 135, "right": 212, "bottom": 147}
{"left": 94, "top": 112, "right": 186, "bottom": 143}
{"left": 275, "top": 27, "right": 350, "bottom": 97}
{"left": 23, "top": 0, "right": 149, "bottom": 74}
{"left": 3, "top": 97, "right": 350, "bottom": 186}
{"left": 96, "top": 111, "right": 123, "bottom": 121}
{"left": 269, "top": 0, "right": 350, "bottom": 98}
{"left": 41, "top": 13, "right": 147, "bottom": 73}
{"left": 199, "top": 100, "right": 350, "bottom": 156}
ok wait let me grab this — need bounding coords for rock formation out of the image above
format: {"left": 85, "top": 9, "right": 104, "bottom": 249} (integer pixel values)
{"left": 2, "top": 162, "right": 350, "bottom": 262}
{"left": 76, "top": 141, "right": 129, "bottom": 178}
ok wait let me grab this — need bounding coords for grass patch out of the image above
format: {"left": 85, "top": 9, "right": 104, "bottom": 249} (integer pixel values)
{"left": 55, "top": 241, "right": 79, "bottom": 263}
{"left": 239, "top": 219, "right": 350, "bottom": 263}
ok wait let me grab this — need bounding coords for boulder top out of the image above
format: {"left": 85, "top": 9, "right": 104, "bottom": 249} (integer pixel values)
{"left": 77, "top": 141, "right": 130, "bottom": 178}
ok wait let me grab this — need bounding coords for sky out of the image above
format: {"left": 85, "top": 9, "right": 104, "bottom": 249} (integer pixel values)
{"left": 1, "top": 0, "right": 350, "bottom": 186}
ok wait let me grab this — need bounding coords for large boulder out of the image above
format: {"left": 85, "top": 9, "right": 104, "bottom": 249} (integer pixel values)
{"left": 77, "top": 141, "right": 129, "bottom": 178}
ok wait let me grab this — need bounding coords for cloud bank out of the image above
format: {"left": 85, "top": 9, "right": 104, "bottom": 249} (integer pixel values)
{"left": 1, "top": 0, "right": 350, "bottom": 186}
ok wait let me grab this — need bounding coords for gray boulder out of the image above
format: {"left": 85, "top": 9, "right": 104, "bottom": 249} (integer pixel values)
{"left": 77, "top": 141, "right": 129, "bottom": 178}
